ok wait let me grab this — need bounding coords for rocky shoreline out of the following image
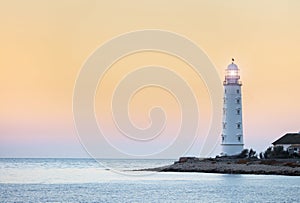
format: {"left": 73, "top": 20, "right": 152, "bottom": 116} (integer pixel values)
{"left": 141, "top": 157, "right": 300, "bottom": 176}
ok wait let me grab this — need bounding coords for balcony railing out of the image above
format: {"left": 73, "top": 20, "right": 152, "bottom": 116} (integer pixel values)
{"left": 223, "top": 80, "right": 242, "bottom": 85}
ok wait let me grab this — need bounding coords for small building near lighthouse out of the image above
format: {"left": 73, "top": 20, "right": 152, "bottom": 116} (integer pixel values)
{"left": 272, "top": 132, "right": 300, "bottom": 155}
{"left": 221, "top": 59, "right": 244, "bottom": 156}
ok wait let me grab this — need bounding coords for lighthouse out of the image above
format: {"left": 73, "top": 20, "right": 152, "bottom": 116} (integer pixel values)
{"left": 221, "top": 59, "right": 244, "bottom": 156}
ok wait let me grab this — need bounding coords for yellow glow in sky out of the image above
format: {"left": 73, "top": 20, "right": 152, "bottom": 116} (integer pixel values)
{"left": 0, "top": 0, "right": 300, "bottom": 157}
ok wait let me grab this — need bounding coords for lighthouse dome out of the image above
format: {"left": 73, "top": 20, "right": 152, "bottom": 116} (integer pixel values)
{"left": 227, "top": 63, "right": 238, "bottom": 70}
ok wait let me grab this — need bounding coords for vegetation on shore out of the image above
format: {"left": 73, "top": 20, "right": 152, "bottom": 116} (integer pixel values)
{"left": 141, "top": 147, "right": 300, "bottom": 176}
{"left": 219, "top": 146, "right": 300, "bottom": 160}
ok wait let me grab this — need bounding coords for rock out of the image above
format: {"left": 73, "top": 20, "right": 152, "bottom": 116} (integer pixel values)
{"left": 141, "top": 157, "right": 300, "bottom": 176}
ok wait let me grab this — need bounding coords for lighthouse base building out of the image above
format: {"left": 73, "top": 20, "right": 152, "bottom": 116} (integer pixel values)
{"left": 221, "top": 59, "right": 244, "bottom": 156}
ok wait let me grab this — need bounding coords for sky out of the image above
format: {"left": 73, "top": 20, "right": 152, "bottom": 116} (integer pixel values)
{"left": 1, "top": 0, "right": 300, "bottom": 158}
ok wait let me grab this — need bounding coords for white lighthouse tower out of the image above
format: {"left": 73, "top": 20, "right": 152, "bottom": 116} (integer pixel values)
{"left": 221, "top": 59, "right": 244, "bottom": 156}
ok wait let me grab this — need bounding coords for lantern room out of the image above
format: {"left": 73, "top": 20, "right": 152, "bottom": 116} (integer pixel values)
{"left": 224, "top": 59, "right": 241, "bottom": 85}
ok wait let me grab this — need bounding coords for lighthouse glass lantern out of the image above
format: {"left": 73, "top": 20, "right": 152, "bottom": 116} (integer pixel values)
{"left": 221, "top": 59, "right": 244, "bottom": 156}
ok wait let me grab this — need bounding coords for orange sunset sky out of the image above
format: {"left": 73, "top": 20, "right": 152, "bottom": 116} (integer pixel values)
{"left": 1, "top": 0, "right": 300, "bottom": 157}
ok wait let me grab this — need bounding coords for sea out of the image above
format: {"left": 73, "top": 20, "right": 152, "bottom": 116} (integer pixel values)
{"left": 0, "top": 158, "right": 299, "bottom": 203}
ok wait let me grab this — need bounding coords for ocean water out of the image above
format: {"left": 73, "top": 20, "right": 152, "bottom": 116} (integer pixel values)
{"left": 0, "top": 158, "right": 299, "bottom": 202}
